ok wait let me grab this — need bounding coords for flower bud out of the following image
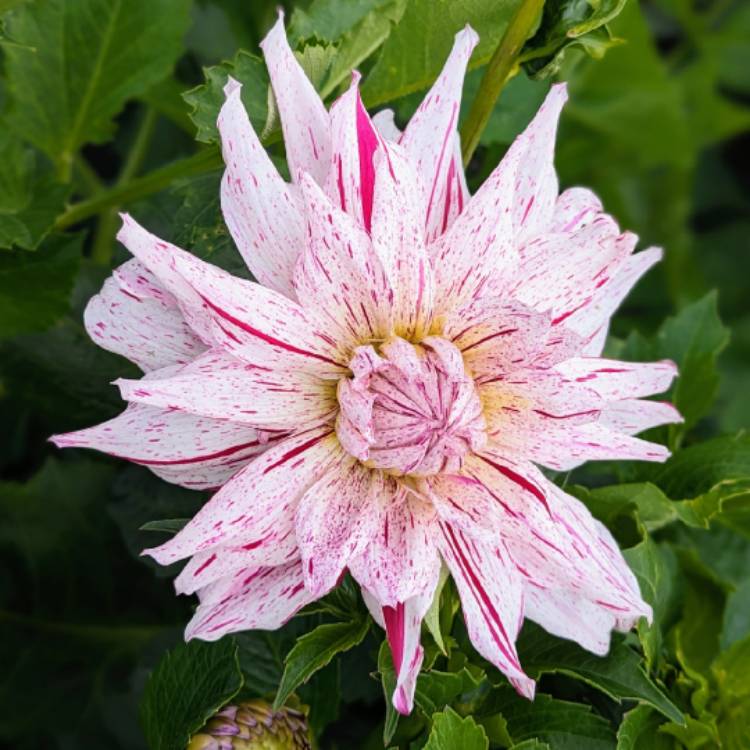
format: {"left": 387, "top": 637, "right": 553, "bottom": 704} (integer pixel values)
{"left": 188, "top": 700, "right": 311, "bottom": 750}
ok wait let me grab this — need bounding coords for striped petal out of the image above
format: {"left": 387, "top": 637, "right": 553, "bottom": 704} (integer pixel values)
{"left": 84, "top": 259, "right": 206, "bottom": 371}
{"left": 324, "top": 73, "right": 381, "bottom": 231}
{"left": 116, "top": 348, "right": 335, "bottom": 430}
{"left": 400, "top": 26, "right": 477, "bottom": 240}
{"left": 296, "top": 460, "right": 386, "bottom": 596}
{"left": 294, "top": 172, "right": 393, "bottom": 345}
{"left": 186, "top": 560, "right": 313, "bottom": 641}
{"left": 437, "top": 523, "right": 535, "bottom": 698}
{"left": 144, "top": 426, "right": 342, "bottom": 565}
{"left": 260, "top": 13, "right": 330, "bottom": 185}
{"left": 50, "top": 402, "right": 271, "bottom": 490}
{"left": 370, "top": 144, "right": 434, "bottom": 339}
{"left": 218, "top": 77, "right": 305, "bottom": 298}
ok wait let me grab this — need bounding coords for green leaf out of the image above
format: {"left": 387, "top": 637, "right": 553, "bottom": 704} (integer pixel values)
{"left": 480, "top": 686, "right": 616, "bottom": 749}
{"left": 522, "top": 0, "right": 627, "bottom": 79}
{"left": 616, "top": 706, "right": 672, "bottom": 750}
{"left": 3, "top": 0, "right": 192, "bottom": 178}
{"left": 0, "top": 233, "right": 81, "bottom": 338}
{"left": 378, "top": 638, "right": 399, "bottom": 746}
{"left": 183, "top": 50, "right": 269, "bottom": 145}
{"left": 517, "top": 623, "right": 684, "bottom": 724}
{"left": 140, "top": 638, "right": 244, "bottom": 750}
{"left": 624, "top": 537, "right": 680, "bottom": 669}
{"left": 414, "top": 670, "right": 464, "bottom": 715}
{"left": 274, "top": 616, "right": 369, "bottom": 709}
{"left": 288, "top": 0, "right": 399, "bottom": 42}
{"left": 139, "top": 518, "right": 190, "bottom": 534}
{"left": 0, "top": 132, "right": 68, "bottom": 251}
{"left": 361, "top": 0, "right": 525, "bottom": 108}
{"left": 721, "top": 578, "right": 750, "bottom": 650}
{"left": 424, "top": 707, "right": 488, "bottom": 750}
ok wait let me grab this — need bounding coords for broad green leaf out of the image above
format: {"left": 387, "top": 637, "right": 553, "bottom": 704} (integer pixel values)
{"left": 511, "top": 742, "right": 552, "bottom": 750}
{"left": 624, "top": 537, "right": 680, "bottom": 669}
{"left": 713, "top": 634, "right": 750, "bottom": 700}
{"left": 288, "top": 0, "right": 398, "bottom": 41}
{"left": 414, "top": 670, "right": 463, "bottom": 715}
{"left": 517, "top": 623, "right": 683, "bottom": 724}
{"left": 378, "top": 638, "right": 399, "bottom": 746}
{"left": 522, "top": 0, "right": 627, "bottom": 79}
{"left": 480, "top": 686, "right": 616, "bottom": 749}
{"left": 616, "top": 706, "right": 673, "bottom": 750}
{"left": 0, "top": 132, "right": 68, "bottom": 251}
{"left": 424, "top": 707, "right": 488, "bottom": 750}
{"left": 274, "top": 617, "right": 369, "bottom": 709}
{"left": 140, "top": 638, "right": 244, "bottom": 750}
{"left": 0, "top": 234, "right": 81, "bottom": 338}
{"left": 661, "top": 715, "right": 721, "bottom": 750}
{"left": 361, "top": 0, "right": 525, "bottom": 107}
{"left": 183, "top": 50, "right": 269, "bottom": 145}
{"left": 3, "top": 0, "right": 192, "bottom": 178}
{"left": 721, "top": 578, "right": 750, "bottom": 650}
{"left": 653, "top": 434, "right": 750, "bottom": 500}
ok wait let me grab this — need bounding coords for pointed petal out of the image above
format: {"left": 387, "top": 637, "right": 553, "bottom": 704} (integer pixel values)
{"left": 372, "top": 108, "right": 401, "bottom": 141}
{"left": 400, "top": 26, "right": 478, "bottom": 240}
{"left": 549, "top": 187, "right": 602, "bottom": 233}
{"left": 84, "top": 259, "right": 206, "bottom": 371}
{"left": 437, "top": 523, "right": 535, "bottom": 699}
{"left": 160, "top": 241, "right": 347, "bottom": 376}
{"left": 553, "top": 358, "right": 678, "bottom": 400}
{"left": 50, "top": 402, "right": 270, "bottom": 490}
{"left": 185, "top": 560, "right": 313, "bottom": 641}
{"left": 324, "top": 73, "right": 381, "bottom": 230}
{"left": 599, "top": 399, "right": 683, "bottom": 435}
{"left": 218, "top": 77, "right": 305, "bottom": 297}
{"left": 349, "top": 490, "right": 441, "bottom": 607}
{"left": 260, "top": 13, "right": 330, "bottom": 184}
{"left": 370, "top": 144, "right": 435, "bottom": 338}
{"left": 143, "top": 426, "right": 342, "bottom": 565}
{"left": 116, "top": 348, "right": 335, "bottom": 430}
{"left": 294, "top": 172, "right": 393, "bottom": 344}
{"left": 296, "top": 460, "right": 385, "bottom": 596}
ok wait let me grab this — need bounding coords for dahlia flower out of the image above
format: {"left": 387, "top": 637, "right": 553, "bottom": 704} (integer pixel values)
{"left": 53, "top": 15, "right": 681, "bottom": 714}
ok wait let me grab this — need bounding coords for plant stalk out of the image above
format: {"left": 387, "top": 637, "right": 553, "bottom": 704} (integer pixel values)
{"left": 460, "top": 0, "right": 545, "bottom": 166}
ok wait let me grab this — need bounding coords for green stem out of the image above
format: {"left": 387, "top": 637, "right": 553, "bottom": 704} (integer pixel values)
{"left": 460, "top": 0, "right": 545, "bottom": 166}
{"left": 56, "top": 146, "right": 223, "bottom": 231}
{"left": 73, "top": 155, "right": 105, "bottom": 197}
{"left": 91, "top": 106, "right": 160, "bottom": 265}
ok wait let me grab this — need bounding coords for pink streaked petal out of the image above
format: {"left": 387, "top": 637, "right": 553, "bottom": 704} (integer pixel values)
{"left": 296, "top": 461, "right": 386, "bottom": 596}
{"left": 294, "top": 171, "right": 393, "bottom": 345}
{"left": 260, "top": 13, "right": 330, "bottom": 185}
{"left": 400, "top": 26, "right": 478, "bottom": 240}
{"left": 553, "top": 358, "right": 678, "bottom": 401}
{"left": 116, "top": 348, "right": 335, "bottom": 431}
{"left": 509, "top": 220, "right": 633, "bottom": 321}
{"left": 443, "top": 297, "right": 552, "bottom": 381}
{"left": 324, "top": 72, "right": 381, "bottom": 231}
{"left": 349, "top": 489, "right": 441, "bottom": 607}
{"left": 185, "top": 560, "right": 313, "bottom": 641}
{"left": 370, "top": 144, "right": 435, "bottom": 339}
{"left": 218, "top": 77, "right": 305, "bottom": 298}
{"left": 84, "top": 260, "right": 206, "bottom": 372}
{"left": 548, "top": 187, "right": 603, "bottom": 233}
{"left": 143, "top": 426, "right": 343, "bottom": 564}
{"left": 165, "top": 247, "right": 347, "bottom": 376}
{"left": 429, "top": 139, "right": 517, "bottom": 315}
{"left": 599, "top": 398, "right": 683, "bottom": 435}
{"left": 438, "top": 523, "right": 535, "bottom": 699}
{"left": 50, "top": 402, "right": 271, "bottom": 491}
{"left": 116, "top": 215, "right": 216, "bottom": 344}
{"left": 564, "top": 246, "right": 663, "bottom": 346}
{"left": 507, "top": 83, "right": 567, "bottom": 244}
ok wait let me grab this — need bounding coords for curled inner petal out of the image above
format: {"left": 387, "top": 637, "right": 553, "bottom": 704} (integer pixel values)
{"left": 336, "top": 337, "right": 487, "bottom": 476}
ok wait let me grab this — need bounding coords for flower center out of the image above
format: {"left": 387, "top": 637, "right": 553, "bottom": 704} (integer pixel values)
{"left": 336, "top": 336, "right": 487, "bottom": 476}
